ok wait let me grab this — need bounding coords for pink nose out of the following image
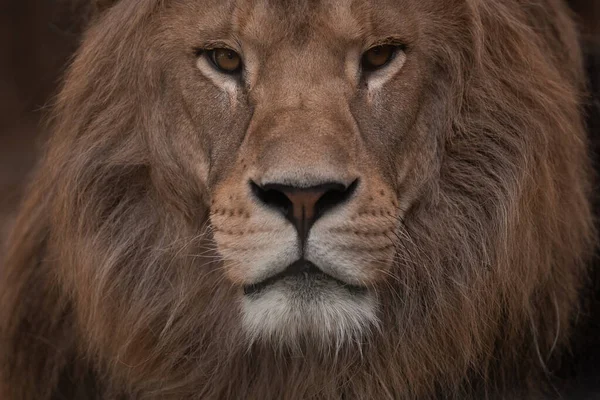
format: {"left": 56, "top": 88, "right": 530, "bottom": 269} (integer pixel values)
{"left": 250, "top": 180, "right": 358, "bottom": 244}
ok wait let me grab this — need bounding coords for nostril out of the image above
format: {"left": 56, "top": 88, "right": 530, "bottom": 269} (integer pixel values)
{"left": 250, "top": 181, "right": 293, "bottom": 216}
{"left": 314, "top": 179, "right": 359, "bottom": 221}
{"left": 250, "top": 179, "right": 360, "bottom": 243}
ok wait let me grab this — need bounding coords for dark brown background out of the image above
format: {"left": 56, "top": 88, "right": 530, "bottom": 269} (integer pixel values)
{"left": 0, "top": 0, "right": 91, "bottom": 237}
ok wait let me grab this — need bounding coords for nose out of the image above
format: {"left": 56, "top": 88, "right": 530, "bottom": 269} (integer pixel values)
{"left": 251, "top": 180, "right": 359, "bottom": 244}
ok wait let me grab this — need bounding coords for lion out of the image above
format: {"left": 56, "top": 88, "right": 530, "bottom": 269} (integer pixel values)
{"left": 0, "top": 0, "right": 596, "bottom": 398}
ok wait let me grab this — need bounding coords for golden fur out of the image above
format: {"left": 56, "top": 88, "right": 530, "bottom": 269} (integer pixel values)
{"left": 0, "top": 0, "right": 595, "bottom": 398}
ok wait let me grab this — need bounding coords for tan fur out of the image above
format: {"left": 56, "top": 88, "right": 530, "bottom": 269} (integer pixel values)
{"left": 0, "top": 0, "right": 595, "bottom": 398}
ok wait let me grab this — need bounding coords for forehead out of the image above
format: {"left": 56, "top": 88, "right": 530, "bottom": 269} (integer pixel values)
{"left": 234, "top": 0, "right": 417, "bottom": 46}
{"left": 167, "top": 0, "right": 420, "bottom": 49}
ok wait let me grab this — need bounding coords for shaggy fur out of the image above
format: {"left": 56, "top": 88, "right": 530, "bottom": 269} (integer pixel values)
{"left": 0, "top": 0, "right": 596, "bottom": 398}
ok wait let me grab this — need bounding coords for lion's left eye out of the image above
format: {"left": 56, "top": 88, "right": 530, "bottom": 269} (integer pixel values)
{"left": 361, "top": 45, "right": 401, "bottom": 71}
{"left": 207, "top": 48, "right": 243, "bottom": 74}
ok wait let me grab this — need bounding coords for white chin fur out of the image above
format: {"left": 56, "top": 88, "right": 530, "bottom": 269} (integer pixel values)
{"left": 241, "top": 278, "right": 379, "bottom": 349}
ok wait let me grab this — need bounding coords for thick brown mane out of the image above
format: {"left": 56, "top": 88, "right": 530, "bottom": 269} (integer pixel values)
{"left": 0, "top": 0, "right": 596, "bottom": 398}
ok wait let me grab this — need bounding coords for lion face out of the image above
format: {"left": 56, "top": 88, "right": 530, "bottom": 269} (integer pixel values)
{"left": 155, "top": 0, "right": 436, "bottom": 344}
{"left": 2, "top": 0, "right": 595, "bottom": 396}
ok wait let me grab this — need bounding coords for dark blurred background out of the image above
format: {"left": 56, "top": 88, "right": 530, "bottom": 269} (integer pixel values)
{"left": 0, "top": 0, "right": 92, "bottom": 238}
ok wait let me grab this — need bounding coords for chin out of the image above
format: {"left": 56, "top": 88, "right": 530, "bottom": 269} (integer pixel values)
{"left": 241, "top": 262, "right": 379, "bottom": 349}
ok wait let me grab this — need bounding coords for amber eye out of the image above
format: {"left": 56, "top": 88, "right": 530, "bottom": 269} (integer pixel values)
{"left": 361, "top": 44, "right": 400, "bottom": 71}
{"left": 208, "top": 48, "right": 242, "bottom": 74}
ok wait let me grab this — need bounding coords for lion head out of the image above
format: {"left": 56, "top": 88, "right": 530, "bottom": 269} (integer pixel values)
{"left": 1, "top": 0, "right": 595, "bottom": 398}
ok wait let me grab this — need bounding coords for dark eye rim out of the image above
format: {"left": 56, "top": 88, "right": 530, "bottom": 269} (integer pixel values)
{"left": 195, "top": 48, "right": 244, "bottom": 75}
{"left": 360, "top": 44, "right": 406, "bottom": 72}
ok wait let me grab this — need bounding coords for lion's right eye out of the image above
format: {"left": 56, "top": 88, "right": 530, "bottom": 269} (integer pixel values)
{"left": 361, "top": 44, "right": 403, "bottom": 72}
{"left": 206, "top": 48, "right": 243, "bottom": 74}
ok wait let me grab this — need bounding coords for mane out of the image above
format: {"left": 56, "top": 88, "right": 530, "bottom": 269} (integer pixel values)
{"left": 0, "top": 0, "right": 595, "bottom": 398}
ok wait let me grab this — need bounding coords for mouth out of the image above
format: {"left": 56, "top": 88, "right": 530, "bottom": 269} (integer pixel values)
{"left": 243, "top": 260, "right": 365, "bottom": 296}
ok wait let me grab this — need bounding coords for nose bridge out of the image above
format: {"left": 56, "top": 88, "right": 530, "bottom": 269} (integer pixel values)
{"left": 253, "top": 44, "right": 348, "bottom": 107}
{"left": 266, "top": 107, "right": 353, "bottom": 151}
{"left": 247, "top": 105, "right": 358, "bottom": 187}
{"left": 245, "top": 45, "right": 359, "bottom": 187}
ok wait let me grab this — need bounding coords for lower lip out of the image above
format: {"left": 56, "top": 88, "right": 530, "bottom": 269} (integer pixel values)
{"left": 243, "top": 264, "right": 365, "bottom": 296}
